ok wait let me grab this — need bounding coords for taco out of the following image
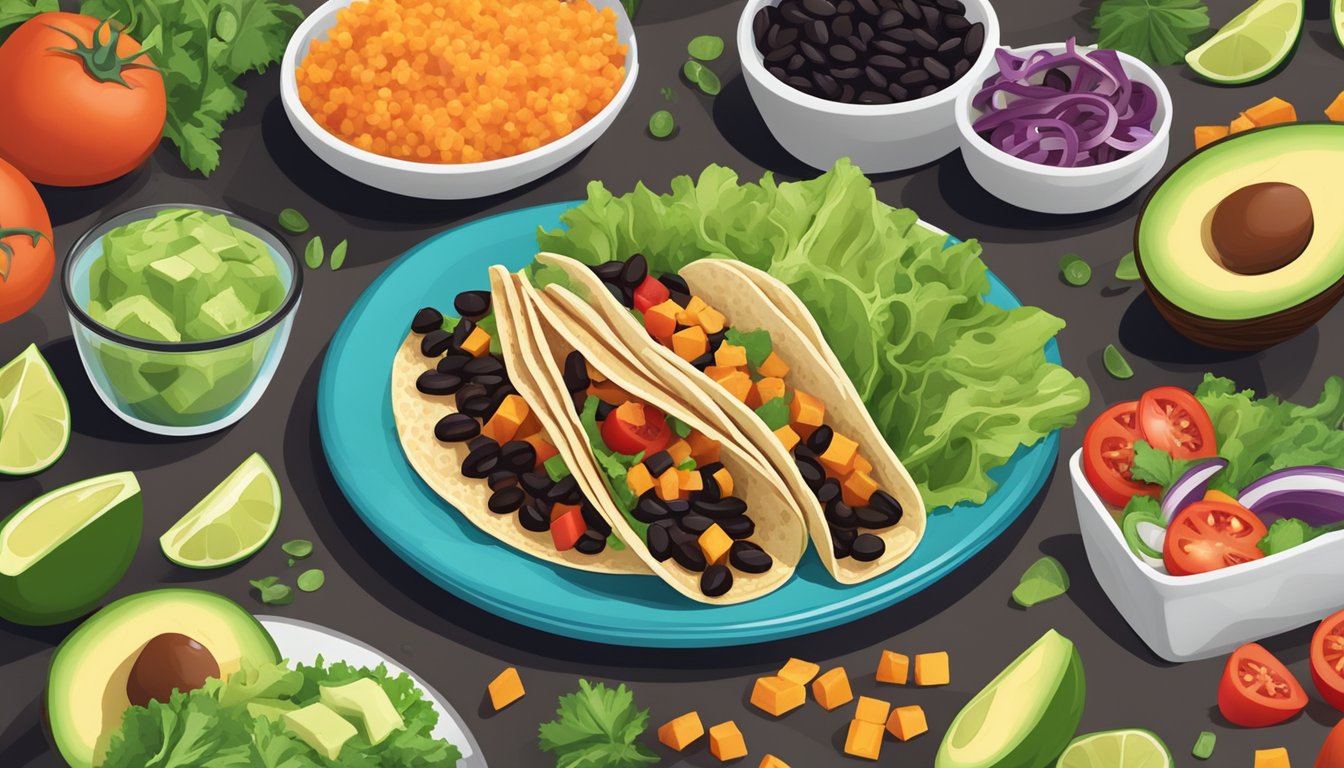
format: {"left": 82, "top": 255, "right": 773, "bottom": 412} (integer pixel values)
{"left": 527, "top": 252, "right": 927, "bottom": 584}
{"left": 501, "top": 267, "right": 809, "bottom": 604}
{"left": 390, "top": 280, "right": 649, "bottom": 575}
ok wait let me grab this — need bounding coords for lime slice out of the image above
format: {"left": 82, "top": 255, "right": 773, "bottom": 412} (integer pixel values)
{"left": 160, "top": 453, "right": 281, "bottom": 569}
{"left": 0, "top": 344, "right": 71, "bottom": 476}
{"left": 1185, "top": 0, "right": 1304, "bottom": 85}
{"left": 1334, "top": 0, "right": 1344, "bottom": 49}
{"left": 1057, "top": 729, "right": 1173, "bottom": 768}
{"left": 0, "top": 472, "right": 142, "bottom": 625}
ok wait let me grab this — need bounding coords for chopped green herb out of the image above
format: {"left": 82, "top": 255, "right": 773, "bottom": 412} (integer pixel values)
{"left": 287, "top": 558, "right": 295, "bottom": 567}
{"left": 659, "top": 86, "right": 676, "bottom": 102}
{"left": 249, "top": 577, "right": 293, "bottom": 606}
{"left": 329, "top": 239, "right": 348, "bottom": 270}
{"left": 544, "top": 453, "right": 572, "bottom": 482}
{"left": 539, "top": 680, "right": 658, "bottom": 768}
{"left": 579, "top": 396, "right": 646, "bottom": 537}
{"left": 303, "top": 236, "right": 324, "bottom": 269}
{"left": 1011, "top": 556, "right": 1069, "bottom": 608}
{"left": 1060, "top": 254, "right": 1091, "bottom": 286}
{"left": 755, "top": 396, "right": 792, "bottom": 431}
{"left": 648, "top": 110, "right": 675, "bottom": 139}
{"left": 296, "top": 568, "right": 325, "bottom": 593}
{"left": 1103, "top": 344, "right": 1133, "bottom": 379}
{"left": 669, "top": 415, "right": 693, "bottom": 439}
{"left": 688, "top": 35, "right": 725, "bottom": 61}
{"left": 677, "top": 457, "right": 696, "bottom": 471}
{"left": 607, "top": 534, "right": 626, "bottom": 550}
{"left": 1092, "top": 0, "right": 1210, "bottom": 67}
{"left": 277, "top": 208, "right": 308, "bottom": 234}
{"left": 442, "top": 315, "right": 460, "bottom": 332}
{"left": 281, "top": 539, "right": 313, "bottom": 558}
{"left": 725, "top": 328, "right": 773, "bottom": 369}
{"left": 1192, "top": 730, "right": 1216, "bottom": 760}
{"left": 1115, "top": 251, "right": 1140, "bottom": 281}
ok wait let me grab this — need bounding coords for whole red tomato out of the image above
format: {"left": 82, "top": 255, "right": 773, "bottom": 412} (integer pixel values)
{"left": 0, "top": 157, "right": 54, "bottom": 323}
{"left": 0, "top": 13, "right": 166, "bottom": 187}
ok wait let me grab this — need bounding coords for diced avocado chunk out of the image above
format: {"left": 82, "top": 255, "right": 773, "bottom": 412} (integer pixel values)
{"left": 247, "top": 698, "right": 300, "bottom": 721}
{"left": 320, "top": 677, "right": 406, "bottom": 746}
{"left": 184, "top": 287, "right": 255, "bottom": 340}
{"left": 103, "top": 295, "right": 182, "bottom": 342}
{"left": 283, "top": 702, "right": 358, "bottom": 760}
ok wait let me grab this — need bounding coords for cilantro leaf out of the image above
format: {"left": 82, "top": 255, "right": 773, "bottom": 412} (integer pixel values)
{"left": 755, "top": 394, "right": 792, "bottom": 431}
{"left": 1259, "top": 518, "right": 1344, "bottom": 557}
{"left": 539, "top": 680, "right": 658, "bottom": 768}
{"left": 1093, "top": 0, "right": 1211, "bottom": 67}
{"left": 579, "top": 396, "right": 645, "bottom": 535}
{"left": 724, "top": 327, "right": 773, "bottom": 370}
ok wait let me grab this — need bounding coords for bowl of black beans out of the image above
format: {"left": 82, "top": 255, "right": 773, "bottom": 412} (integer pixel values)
{"left": 739, "top": 0, "right": 999, "bottom": 173}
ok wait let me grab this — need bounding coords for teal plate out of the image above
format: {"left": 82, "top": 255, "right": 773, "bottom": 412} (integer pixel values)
{"left": 318, "top": 202, "right": 1061, "bottom": 647}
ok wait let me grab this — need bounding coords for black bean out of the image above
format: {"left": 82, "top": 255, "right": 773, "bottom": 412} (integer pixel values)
{"left": 873, "top": 39, "right": 906, "bottom": 56}
{"left": 912, "top": 28, "right": 938, "bottom": 50}
{"left": 719, "top": 515, "right": 756, "bottom": 539}
{"left": 858, "top": 90, "right": 892, "bottom": 104}
{"left": 450, "top": 317, "right": 476, "bottom": 348}
{"left": 665, "top": 499, "right": 691, "bottom": 517}
{"left": 806, "top": 425, "right": 834, "bottom": 454}
{"left": 937, "top": 37, "right": 962, "bottom": 58}
{"left": 847, "top": 34, "right": 868, "bottom": 54}
{"left": 671, "top": 535, "right": 707, "bottom": 572}
{"left": 919, "top": 5, "right": 941, "bottom": 33}
{"left": 768, "top": 65, "right": 788, "bottom": 82}
{"left": 795, "top": 454, "right": 825, "bottom": 492}
{"left": 900, "top": 0, "right": 919, "bottom": 17}
{"left": 691, "top": 473, "right": 720, "bottom": 504}
{"left": 453, "top": 290, "right": 491, "bottom": 319}
{"left": 805, "top": 18, "right": 829, "bottom": 45}
{"left": 781, "top": 3, "right": 811, "bottom": 25}
{"left": 943, "top": 13, "right": 969, "bottom": 32}
{"left": 434, "top": 413, "right": 479, "bottom": 443}
{"left": 519, "top": 499, "right": 551, "bottom": 531}
{"left": 680, "top": 514, "right": 714, "bottom": 535}
{"left": 832, "top": 526, "right": 857, "bottom": 558}
{"left": 765, "top": 43, "right": 797, "bottom": 64}
{"left": 595, "top": 401, "right": 615, "bottom": 421}
{"left": 900, "top": 68, "right": 930, "bottom": 86}
{"left": 837, "top": 0, "right": 854, "bottom": 11}
{"left": 581, "top": 501, "right": 611, "bottom": 535}
{"left": 870, "top": 53, "right": 907, "bottom": 72}
{"left": 647, "top": 522, "right": 674, "bottom": 561}
{"left": 864, "top": 66, "right": 888, "bottom": 88}
{"left": 869, "top": 490, "right": 904, "bottom": 524}
{"left": 829, "top": 43, "right": 857, "bottom": 63}
{"left": 620, "top": 253, "right": 648, "bottom": 287}
{"left": 800, "top": 40, "right": 826, "bottom": 65}
{"left": 831, "top": 14, "right": 854, "bottom": 37}
{"left": 784, "top": 53, "right": 805, "bottom": 72}
{"left": 412, "top": 307, "right": 443, "bottom": 334}
{"left": 575, "top": 531, "right": 607, "bottom": 555}
{"left": 593, "top": 261, "right": 624, "bottom": 282}
{"left": 857, "top": 21, "right": 875, "bottom": 42}
{"left": 658, "top": 273, "right": 689, "bottom": 295}
{"left": 437, "top": 354, "right": 468, "bottom": 374}
{"left": 754, "top": 9, "right": 771, "bottom": 48}
{"left": 827, "top": 500, "right": 858, "bottom": 528}
{"left": 458, "top": 392, "right": 492, "bottom": 419}
{"left": 924, "top": 57, "right": 950, "bottom": 81}
{"left": 462, "top": 443, "right": 500, "bottom": 479}
{"left": 920, "top": 83, "right": 938, "bottom": 97}
{"left": 488, "top": 487, "right": 525, "bottom": 513}
{"left": 707, "top": 330, "right": 727, "bottom": 352}
{"left": 689, "top": 351, "right": 715, "bottom": 370}
{"left": 417, "top": 371, "right": 461, "bottom": 396}
{"left": 832, "top": 66, "right": 863, "bottom": 80}
{"left": 729, "top": 541, "right": 773, "bottom": 573}
{"left": 549, "top": 475, "right": 581, "bottom": 505}
{"left": 700, "top": 565, "right": 733, "bottom": 597}
{"left": 473, "top": 374, "right": 506, "bottom": 392}
{"left": 500, "top": 441, "right": 537, "bottom": 472}
{"left": 963, "top": 21, "right": 984, "bottom": 56}
{"left": 816, "top": 478, "right": 842, "bottom": 506}
{"left": 488, "top": 471, "right": 517, "bottom": 491}
{"left": 936, "top": 0, "right": 964, "bottom": 11}
{"left": 888, "top": 27, "right": 916, "bottom": 42}
{"left": 857, "top": 0, "right": 880, "bottom": 14}
{"left": 804, "top": 0, "right": 837, "bottom": 17}
{"left": 878, "top": 9, "right": 903, "bottom": 29}
{"left": 813, "top": 71, "right": 841, "bottom": 98}
{"left": 856, "top": 504, "right": 897, "bottom": 528}
{"left": 633, "top": 495, "right": 672, "bottom": 524}
{"left": 464, "top": 356, "right": 504, "bottom": 378}
{"left": 888, "top": 82, "right": 909, "bottom": 100}
{"left": 953, "top": 57, "right": 970, "bottom": 78}
{"left": 420, "top": 329, "right": 454, "bottom": 357}
{"left": 645, "top": 451, "right": 674, "bottom": 478}
{"left": 563, "top": 351, "right": 590, "bottom": 393}
{"left": 521, "top": 471, "right": 552, "bottom": 497}
{"left": 694, "top": 496, "right": 748, "bottom": 519}
{"left": 851, "top": 533, "right": 886, "bottom": 561}
{"left": 469, "top": 435, "right": 498, "bottom": 452}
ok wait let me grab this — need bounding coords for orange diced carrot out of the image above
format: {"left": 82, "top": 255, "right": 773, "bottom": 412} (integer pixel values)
{"left": 614, "top": 401, "right": 645, "bottom": 427}
{"left": 667, "top": 439, "right": 693, "bottom": 464}
{"left": 699, "top": 524, "right": 733, "bottom": 565}
{"left": 677, "top": 296, "right": 709, "bottom": 326}
{"left": 586, "top": 362, "right": 607, "bottom": 383}
{"left": 1229, "top": 114, "right": 1255, "bottom": 134}
{"left": 778, "top": 658, "right": 820, "bottom": 686}
{"left": 481, "top": 394, "right": 529, "bottom": 443}
{"left": 657, "top": 466, "right": 679, "bottom": 501}
{"left": 756, "top": 377, "right": 787, "bottom": 406}
{"left": 789, "top": 390, "right": 825, "bottom": 434}
{"left": 672, "top": 326, "right": 709, "bottom": 362}
{"left": 689, "top": 431, "right": 721, "bottom": 464}
{"left": 759, "top": 755, "right": 791, "bottom": 768}
{"left": 487, "top": 667, "right": 524, "bottom": 710}
{"left": 1327, "top": 91, "right": 1344, "bottom": 122}
{"left": 523, "top": 434, "right": 558, "bottom": 469}
{"left": 705, "top": 365, "right": 740, "bottom": 382}
{"left": 854, "top": 696, "right": 890, "bottom": 725}
{"left": 914, "top": 652, "right": 950, "bottom": 686}
{"left": 758, "top": 351, "right": 789, "bottom": 378}
{"left": 853, "top": 453, "right": 873, "bottom": 474}
{"left": 720, "top": 371, "right": 753, "bottom": 403}
{"left": 679, "top": 469, "right": 704, "bottom": 493}
{"left": 709, "top": 721, "right": 748, "bottom": 761}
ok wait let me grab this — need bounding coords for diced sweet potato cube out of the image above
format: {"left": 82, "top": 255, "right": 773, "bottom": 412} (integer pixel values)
{"left": 886, "top": 705, "right": 928, "bottom": 741}
{"left": 842, "top": 470, "right": 879, "bottom": 508}
{"left": 774, "top": 424, "right": 801, "bottom": 452}
{"left": 586, "top": 362, "right": 607, "bottom": 383}
{"left": 668, "top": 439, "right": 693, "bottom": 464}
{"left": 705, "top": 365, "right": 741, "bottom": 382}
{"left": 673, "top": 325, "right": 709, "bottom": 362}
{"left": 699, "top": 524, "right": 733, "bottom": 565}
{"left": 758, "top": 351, "right": 789, "bottom": 378}
{"left": 818, "top": 433, "right": 859, "bottom": 475}
{"left": 487, "top": 667, "right": 524, "bottom": 710}
{"left": 915, "top": 652, "right": 950, "bottom": 686}
{"left": 689, "top": 431, "right": 721, "bottom": 464}
{"left": 777, "top": 658, "right": 820, "bottom": 686}
{"left": 514, "top": 409, "right": 543, "bottom": 441}
{"left": 1229, "top": 114, "right": 1255, "bottom": 134}
{"left": 677, "top": 296, "right": 709, "bottom": 325}
{"left": 876, "top": 651, "right": 909, "bottom": 685}
{"left": 720, "top": 371, "right": 753, "bottom": 403}
{"left": 746, "top": 381, "right": 763, "bottom": 409}
{"left": 1193, "top": 125, "right": 1229, "bottom": 149}
{"left": 844, "top": 719, "right": 883, "bottom": 760}
{"left": 1327, "top": 91, "right": 1344, "bottom": 122}
{"left": 481, "top": 395, "right": 530, "bottom": 443}
{"left": 627, "top": 462, "right": 655, "bottom": 497}
{"left": 713, "top": 467, "right": 733, "bottom": 497}
{"left": 588, "top": 380, "right": 626, "bottom": 403}
{"left": 751, "top": 675, "right": 806, "bottom": 716}
{"left": 715, "top": 343, "right": 748, "bottom": 368}
{"left": 462, "top": 327, "right": 491, "bottom": 357}
{"left": 657, "top": 467, "right": 680, "bottom": 501}
{"left": 523, "top": 434, "right": 557, "bottom": 469}
{"left": 679, "top": 469, "right": 704, "bottom": 493}
{"left": 1244, "top": 96, "right": 1295, "bottom": 126}
{"left": 646, "top": 300, "right": 680, "bottom": 339}
{"left": 853, "top": 453, "right": 873, "bottom": 474}
{"left": 698, "top": 306, "right": 727, "bottom": 335}
{"left": 1254, "top": 748, "right": 1290, "bottom": 768}
{"left": 614, "top": 401, "right": 645, "bottom": 426}
{"left": 658, "top": 711, "right": 704, "bottom": 751}
{"left": 854, "top": 696, "right": 890, "bottom": 725}
{"left": 789, "top": 390, "right": 824, "bottom": 433}
{"left": 709, "top": 721, "right": 748, "bottom": 761}
{"left": 813, "top": 667, "right": 853, "bottom": 711}
{"left": 758, "top": 756, "right": 790, "bottom": 768}
{"left": 755, "top": 377, "right": 787, "bottom": 407}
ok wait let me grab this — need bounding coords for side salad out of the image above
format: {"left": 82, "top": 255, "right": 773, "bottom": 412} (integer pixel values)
{"left": 1082, "top": 375, "right": 1344, "bottom": 576}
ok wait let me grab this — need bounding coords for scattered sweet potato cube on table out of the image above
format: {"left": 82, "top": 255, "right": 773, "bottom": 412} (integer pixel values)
{"left": 487, "top": 667, "right": 524, "bottom": 710}
{"left": 1254, "top": 748, "right": 1291, "bottom": 768}
{"left": 659, "top": 711, "right": 705, "bottom": 751}
{"left": 812, "top": 667, "right": 853, "bottom": 710}
{"left": 915, "top": 651, "right": 950, "bottom": 686}
{"left": 854, "top": 696, "right": 890, "bottom": 725}
{"left": 777, "top": 658, "right": 819, "bottom": 686}
{"left": 1243, "top": 96, "right": 1295, "bottom": 126}
{"left": 1194, "top": 125, "right": 1229, "bottom": 149}
{"left": 1327, "top": 91, "right": 1344, "bottom": 122}
{"left": 844, "top": 719, "right": 883, "bottom": 760}
{"left": 876, "top": 650, "right": 909, "bottom": 684}
{"left": 751, "top": 675, "right": 805, "bottom": 716}
{"left": 758, "top": 756, "right": 790, "bottom": 768}
{"left": 886, "top": 705, "right": 928, "bottom": 741}
{"left": 709, "top": 721, "right": 748, "bottom": 761}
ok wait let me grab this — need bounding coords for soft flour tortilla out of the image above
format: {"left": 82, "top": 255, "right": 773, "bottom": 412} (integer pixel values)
{"left": 532, "top": 253, "right": 926, "bottom": 584}
{"left": 506, "top": 269, "right": 808, "bottom": 605}
{"left": 389, "top": 310, "right": 648, "bottom": 574}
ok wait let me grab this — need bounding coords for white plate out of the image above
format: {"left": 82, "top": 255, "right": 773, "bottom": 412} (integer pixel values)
{"left": 260, "top": 616, "right": 486, "bottom": 767}
{"left": 1070, "top": 450, "right": 1344, "bottom": 662}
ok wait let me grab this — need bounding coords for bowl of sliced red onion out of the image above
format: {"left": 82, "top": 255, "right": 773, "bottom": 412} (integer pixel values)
{"left": 954, "top": 38, "right": 1172, "bottom": 214}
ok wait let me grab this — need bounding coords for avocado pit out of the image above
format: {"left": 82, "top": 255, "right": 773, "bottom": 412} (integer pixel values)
{"left": 126, "top": 632, "right": 220, "bottom": 707}
{"left": 1210, "top": 182, "right": 1313, "bottom": 275}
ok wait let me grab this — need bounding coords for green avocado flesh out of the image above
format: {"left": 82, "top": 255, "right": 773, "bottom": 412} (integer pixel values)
{"left": 46, "top": 588, "right": 278, "bottom": 768}
{"left": 935, "top": 629, "right": 1085, "bottom": 768}
{"left": 1137, "top": 123, "right": 1344, "bottom": 322}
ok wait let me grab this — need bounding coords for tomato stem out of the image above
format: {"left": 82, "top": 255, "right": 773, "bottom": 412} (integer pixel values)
{"left": 0, "top": 227, "right": 48, "bottom": 282}
{"left": 46, "top": 17, "right": 157, "bottom": 88}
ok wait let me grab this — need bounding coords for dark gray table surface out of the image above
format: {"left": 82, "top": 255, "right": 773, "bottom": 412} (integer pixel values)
{"left": 5, "top": 0, "right": 1344, "bottom": 765}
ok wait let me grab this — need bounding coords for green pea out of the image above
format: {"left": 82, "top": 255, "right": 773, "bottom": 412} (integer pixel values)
{"left": 648, "top": 110, "right": 675, "bottom": 139}
{"left": 1060, "top": 254, "right": 1091, "bottom": 286}
{"left": 297, "top": 568, "right": 325, "bottom": 593}
{"left": 1103, "top": 344, "right": 1133, "bottom": 380}
{"left": 688, "top": 35, "right": 725, "bottom": 61}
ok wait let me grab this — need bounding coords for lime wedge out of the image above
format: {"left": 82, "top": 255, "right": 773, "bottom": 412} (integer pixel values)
{"left": 160, "top": 453, "right": 281, "bottom": 569}
{"left": 1334, "top": 0, "right": 1344, "bottom": 49}
{"left": 0, "top": 344, "right": 71, "bottom": 476}
{"left": 0, "top": 472, "right": 142, "bottom": 625}
{"left": 1057, "top": 729, "right": 1173, "bottom": 768}
{"left": 1185, "top": 0, "right": 1304, "bottom": 84}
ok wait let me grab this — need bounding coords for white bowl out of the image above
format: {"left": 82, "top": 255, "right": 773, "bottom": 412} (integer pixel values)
{"left": 737, "top": 0, "right": 1000, "bottom": 173}
{"left": 1070, "top": 450, "right": 1344, "bottom": 662}
{"left": 955, "top": 42, "right": 1172, "bottom": 214}
{"left": 280, "top": 0, "right": 638, "bottom": 200}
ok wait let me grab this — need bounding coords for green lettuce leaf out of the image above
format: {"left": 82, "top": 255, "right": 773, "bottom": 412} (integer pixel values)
{"left": 537, "top": 161, "right": 1089, "bottom": 510}
{"left": 0, "top": 0, "right": 57, "bottom": 43}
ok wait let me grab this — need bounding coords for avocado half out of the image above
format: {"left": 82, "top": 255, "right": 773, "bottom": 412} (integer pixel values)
{"left": 1135, "top": 123, "right": 1344, "bottom": 351}
{"left": 46, "top": 588, "right": 279, "bottom": 768}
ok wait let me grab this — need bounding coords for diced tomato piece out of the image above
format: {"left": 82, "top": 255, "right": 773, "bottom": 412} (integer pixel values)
{"left": 633, "top": 275, "right": 671, "bottom": 313}
{"left": 550, "top": 506, "right": 586, "bottom": 551}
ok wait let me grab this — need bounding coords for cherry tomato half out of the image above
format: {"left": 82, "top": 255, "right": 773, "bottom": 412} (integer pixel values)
{"left": 1137, "top": 386, "right": 1217, "bottom": 460}
{"left": 632, "top": 275, "right": 670, "bottom": 313}
{"left": 1312, "top": 609, "right": 1344, "bottom": 714}
{"left": 601, "top": 402, "right": 673, "bottom": 456}
{"left": 1218, "top": 643, "right": 1308, "bottom": 728}
{"left": 1317, "top": 718, "right": 1344, "bottom": 768}
{"left": 1164, "top": 500, "right": 1267, "bottom": 576}
{"left": 1083, "top": 401, "right": 1161, "bottom": 508}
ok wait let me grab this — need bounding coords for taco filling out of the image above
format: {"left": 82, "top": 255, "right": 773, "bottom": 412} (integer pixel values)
{"left": 406, "top": 291, "right": 615, "bottom": 557}
{"left": 586, "top": 254, "right": 904, "bottom": 563}
{"left": 559, "top": 348, "right": 774, "bottom": 598}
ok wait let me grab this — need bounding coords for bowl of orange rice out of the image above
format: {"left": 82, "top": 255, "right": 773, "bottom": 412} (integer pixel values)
{"left": 280, "top": 0, "right": 638, "bottom": 199}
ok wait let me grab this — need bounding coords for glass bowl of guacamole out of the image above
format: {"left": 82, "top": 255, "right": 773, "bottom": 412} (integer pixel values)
{"left": 62, "top": 205, "right": 302, "bottom": 436}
